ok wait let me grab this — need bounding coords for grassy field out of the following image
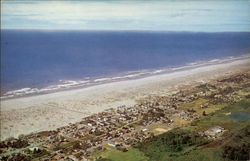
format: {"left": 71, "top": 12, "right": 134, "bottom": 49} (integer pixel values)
{"left": 95, "top": 147, "right": 149, "bottom": 161}
{"left": 180, "top": 98, "right": 226, "bottom": 116}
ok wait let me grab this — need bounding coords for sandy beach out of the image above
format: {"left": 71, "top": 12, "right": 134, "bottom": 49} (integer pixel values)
{"left": 1, "top": 58, "right": 249, "bottom": 140}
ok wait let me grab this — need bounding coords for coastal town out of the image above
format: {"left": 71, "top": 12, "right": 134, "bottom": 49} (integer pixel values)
{"left": 0, "top": 72, "right": 249, "bottom": 160}
{"left": 1, "top": 0, "right": 250, "bottom": 160}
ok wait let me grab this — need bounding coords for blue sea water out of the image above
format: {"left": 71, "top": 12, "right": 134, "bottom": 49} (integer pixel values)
{"left": 1, "top": 30, "right": 250, "bottom": 97}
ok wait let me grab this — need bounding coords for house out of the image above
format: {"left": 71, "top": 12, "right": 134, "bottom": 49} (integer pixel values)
{"left": 107, "top": 141, "right": 120, "bottom": 147}
{"left": 204, "top": 126, "right": 225, "bottom": 138}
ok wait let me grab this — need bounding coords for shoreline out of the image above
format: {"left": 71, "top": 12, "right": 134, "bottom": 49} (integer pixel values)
{"left": 1, "top": 54, "right": 249, "bottom": 100}
{"left": 1, "top": 57, "right": 250, "bottom": 140}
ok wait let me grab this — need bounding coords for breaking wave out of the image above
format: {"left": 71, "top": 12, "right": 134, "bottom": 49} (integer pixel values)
{"left": 1, "top": 54, "right": 249, "bottom": 100}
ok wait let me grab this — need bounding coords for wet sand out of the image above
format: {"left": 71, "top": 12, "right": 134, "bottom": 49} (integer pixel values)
{"left": 1, "top": 58, "right": 249, "bottom": 140}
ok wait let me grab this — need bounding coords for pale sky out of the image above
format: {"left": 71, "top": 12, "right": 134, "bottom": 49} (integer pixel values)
{"left": 1, "top": 0, "right": 250, "bottom": 32}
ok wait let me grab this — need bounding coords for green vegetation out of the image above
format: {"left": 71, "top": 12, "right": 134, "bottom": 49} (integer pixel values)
{"left": 140, "top": 129, "right": 207, "bottom": 152}
{"left": 136, "top": 129, "right": 209, "bottom": 161}
{"left": 95, "top": 147, "right": 149, "bottom": 161}
{"left": 180, "top": 98, "right": 226, "bottom": 116}
{"left": 222, "top": 125, "right": 250, "bottom": 161}
{"left": 96, "top": 158, "right": 113, "bottom": 161}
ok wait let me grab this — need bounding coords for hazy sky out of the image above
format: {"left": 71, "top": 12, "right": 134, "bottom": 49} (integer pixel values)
{"left": 1, "top": 0, "right": 250, "bottom": 32}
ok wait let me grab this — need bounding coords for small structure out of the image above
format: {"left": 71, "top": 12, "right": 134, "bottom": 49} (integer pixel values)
{"left": 204, "top": 126, "right": 225, "bottom": 138}
{"left": 29, "top": 147, "right": 40, "bottom": 153}
{"left": 107, "top": 141, "right": 120, "bottom": 147}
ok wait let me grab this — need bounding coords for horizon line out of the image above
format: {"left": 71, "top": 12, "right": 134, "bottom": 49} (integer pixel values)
{"left": 1, "top": 28, "right": 250, "bottom": 33}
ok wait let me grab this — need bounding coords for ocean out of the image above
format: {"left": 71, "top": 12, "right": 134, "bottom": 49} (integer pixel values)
{"left": 1, "top": 30, "right": 250, "bottom": 98}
